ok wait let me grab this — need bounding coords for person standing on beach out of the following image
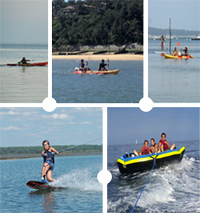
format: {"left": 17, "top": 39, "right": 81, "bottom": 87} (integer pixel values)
{"left": 41, "top": 140, "right": 59, "bottom": 182}
{"left": 160, "top": 35, "right": 166, "bottom": 51}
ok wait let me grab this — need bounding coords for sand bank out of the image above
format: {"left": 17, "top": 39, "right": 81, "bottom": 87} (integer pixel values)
{"left": 52, "top": 53, "right": 143, "bottom": 61}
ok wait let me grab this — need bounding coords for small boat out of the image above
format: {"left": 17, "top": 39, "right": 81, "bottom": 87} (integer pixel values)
{"left": 191, "top": 35, "right": 200, "bottom": 40}
{"left": 73, "top": 69, "right": 120, "bottom": 74}
{"left": 117, "top": 146, "right": 185, "bottom": 174}
{"left": 7, "top": 62, "right": 48, "bottom": 66}
{"left": 163, "top": 54, "right": 193, "bottom": 59}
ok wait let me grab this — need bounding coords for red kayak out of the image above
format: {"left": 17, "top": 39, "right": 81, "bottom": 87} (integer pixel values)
{"left": 7, "top": 62, "right": 48, "bottom": 66}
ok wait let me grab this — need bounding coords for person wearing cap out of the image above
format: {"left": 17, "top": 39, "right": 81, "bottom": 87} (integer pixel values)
{"left": 181, "top": 46, "right": 189, "bottom": 56}
{"left": 98, "top": 59, "right": 108, "bottom": 71}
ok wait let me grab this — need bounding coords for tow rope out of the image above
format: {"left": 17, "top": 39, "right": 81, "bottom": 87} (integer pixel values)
{"left": 131, "top": 156, "right": 157, "bottom": 212}
{"left": 57, "top": 137, "right": 102, "bottom": 153}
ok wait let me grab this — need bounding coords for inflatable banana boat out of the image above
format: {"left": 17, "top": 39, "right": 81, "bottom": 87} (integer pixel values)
{"left": 117, "top": 146, "right": 185, "bottom": 174}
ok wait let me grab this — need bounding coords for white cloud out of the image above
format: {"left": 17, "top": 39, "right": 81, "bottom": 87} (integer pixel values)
{"left": 0, "top": 126, "right": 23, "bottom": 131}
{"left": 69, "top": 121, "right": 92, "bottom": 125}
{"left": 51, "top": 114, "right": 70, "bottom": 120}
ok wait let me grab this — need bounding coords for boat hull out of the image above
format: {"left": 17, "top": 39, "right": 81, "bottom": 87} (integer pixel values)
{"left": 7, "top": 62, "right": 48, "bottom": 66}
{"left": 73, "top": 69, "right": 119, "bottom": 74}
{"left": 164, "top": 54, "right": 192, "bottom": 59}
{"left": 18, "top": 62, "right": 48, "bottom": 66}
{"left": 117, "top": 146, "right": 185, "bottom": 174}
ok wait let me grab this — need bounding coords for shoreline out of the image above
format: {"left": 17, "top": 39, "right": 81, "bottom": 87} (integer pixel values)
{"left": 52, "top": 53, "right": 143, "bottom": 61}
{"left": 0, "top": 151, "right": 102, "bottom": 160}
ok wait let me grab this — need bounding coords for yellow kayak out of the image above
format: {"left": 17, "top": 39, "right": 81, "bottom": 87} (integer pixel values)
{"left": 73, "top": 69, "right": 120, "bottom": 74}
{"left": 164, "top": 54, "right": 193, "bottom": 59}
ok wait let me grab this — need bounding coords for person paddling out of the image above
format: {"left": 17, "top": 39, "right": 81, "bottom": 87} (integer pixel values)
{"left": 181, "top": 46, "right": 189, "bottom": 56}
{"left": 20, "top": 57, "right": 30, "bottom": 64}
{"left": 98, "top": 59, "right": 108, "bottom": 71}
{"left": 41, "top": 140, "right": 59, "bottom": 182}
{"left": 79, "top": 59, "right": 90, "bottom": 72}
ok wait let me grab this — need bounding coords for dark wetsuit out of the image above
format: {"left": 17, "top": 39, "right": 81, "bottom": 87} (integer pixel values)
{"left": 99, "top": 63, "right": 107, "bottom": 71}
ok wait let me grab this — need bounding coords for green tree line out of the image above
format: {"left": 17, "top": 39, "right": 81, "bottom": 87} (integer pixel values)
{"left": 52, "top": 0, "right": 143, "bottom": 47}
{"left": 0, "top": 145, "right": 102, "bottom": 155}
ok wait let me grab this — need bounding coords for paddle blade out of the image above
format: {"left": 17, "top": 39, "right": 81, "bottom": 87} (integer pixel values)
{"left": 177, "top": 42, "right": 181, "bottom": 47}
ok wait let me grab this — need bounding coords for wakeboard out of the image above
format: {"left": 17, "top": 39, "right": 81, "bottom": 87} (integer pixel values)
{"left": 26, "top": 180, "right": 58, "bottom": 190}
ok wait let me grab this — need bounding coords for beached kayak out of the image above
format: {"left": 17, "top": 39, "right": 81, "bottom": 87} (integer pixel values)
{"left": 7, "top": 62, "right": 48, "bottom": 66}
{"left": 163, "top": 54, "right": 193, "bottom": 59}
{"left": 73, "top": 69, "right": 120, "bottom": 74}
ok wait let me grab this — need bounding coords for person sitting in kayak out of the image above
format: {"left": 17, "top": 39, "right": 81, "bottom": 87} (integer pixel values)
{"left": 171, "top": 47, "right": 180, "bottom": 56}
{"left": 20, "top": 57, "right": 30, "bottom": 64}
{"left": 41, "top": 140, "right": 59, "bottom": 182}
{"left": 133, "top": 140, "right": 151, "bottom": 156}
{"left": 79, "top": 59, "right": 90, "bottom": 72}
{"left": 150, "top": 138, "right": 158, "bottom": 153}
{"left": 181, "top": 46, "right": 189, "bottom": 56}
{"left": 158, "top": 133, "right": 176, "bottom": 152}
{"left": 98, "top": 59, "right": 108, "bottom": 71}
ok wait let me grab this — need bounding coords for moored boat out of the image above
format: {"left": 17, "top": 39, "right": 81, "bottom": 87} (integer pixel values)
{"left": 73, "top": 69, "right": 120, "bottom": 74}
{"left": 117, "top": 146, "right": 185, "bottom": 174}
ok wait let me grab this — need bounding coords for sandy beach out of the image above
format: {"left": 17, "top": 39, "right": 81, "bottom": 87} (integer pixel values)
{"left": 52, "top": 53, "right": 143, "bottom": 61}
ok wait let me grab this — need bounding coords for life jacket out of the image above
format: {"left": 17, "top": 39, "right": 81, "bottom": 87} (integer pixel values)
{"left": 160, "top": 140, "right": 168, "bottom": 151}
{"left": 150, "top": 143, "right": 156, "bottom": 148}
{"left": 79, "top": 63, "right": 85, "bottom": 68}
{"left": 142, "top": 146, "right": 150, "bottom": 155}
{"left": 43, "top": 149, "right": 55, "bottom": 164}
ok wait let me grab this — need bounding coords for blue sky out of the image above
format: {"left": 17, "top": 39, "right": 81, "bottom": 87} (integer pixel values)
{"left": 0, "top": 108, "right": 102, "bottom": 147}
{"left": 149, "top": 0, "right": 200, "bottom": 31}
{"left": 108, "top": 108, "right": 199, "bottom": 145}
{"left": 1, "top": 0, "right": 48, "bottom": 44}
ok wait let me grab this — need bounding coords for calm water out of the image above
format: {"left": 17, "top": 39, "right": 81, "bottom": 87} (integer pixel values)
{"left": 108, "top": 140, "right": 200, "bottom": 212}
{"left": 149, "top": 39, "right": 200, "bottom": 102}
{"left": 0, "top": 44, "right": 48, "bottom": 103}
{"left": 0, "top": 155, "right": 102, "bottom": 213}
{"left": 52, "top": 60, "right": 143, "bottom": 103}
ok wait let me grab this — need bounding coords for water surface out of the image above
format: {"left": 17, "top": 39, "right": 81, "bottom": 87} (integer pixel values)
{"left": 149, "top": 39, "right": 200, "bottom": 102}
{"left": 53, "top": 60, "right": 143, "bottom": 103}
{"left": 108, "top": 140, "right": 200, "bottom": 212}
{"left": 0, "top": 44, "right": 48, "bottom": 103}
{"left": 0, "top": 155, "right": 102, "bottom": 213}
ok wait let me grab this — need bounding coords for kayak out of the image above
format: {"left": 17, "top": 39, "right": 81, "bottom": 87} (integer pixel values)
{"left": 163, "top": 54, "right": 193, "bottom": 59}
{"left": 7, "top": 62, "right": 48, "bottom": 66}
{"left": 73, "top": 69, "right": 120, "bottom": 74}
{"left": 117, "top": 146, "right": 185, "bottom": 174}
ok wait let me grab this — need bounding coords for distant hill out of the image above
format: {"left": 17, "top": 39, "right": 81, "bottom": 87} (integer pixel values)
{"left": 149, "top": 27, "right": 200, "bottom": 36}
